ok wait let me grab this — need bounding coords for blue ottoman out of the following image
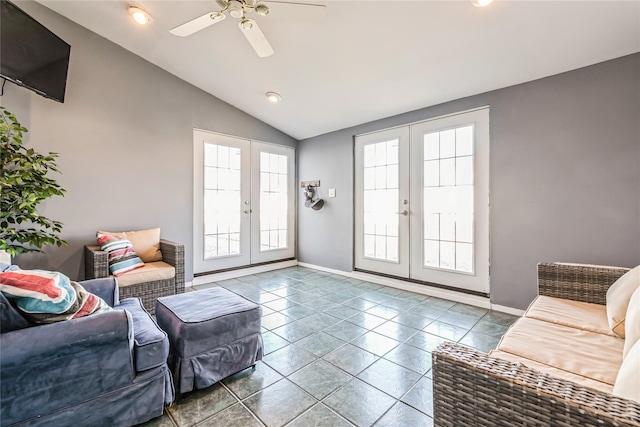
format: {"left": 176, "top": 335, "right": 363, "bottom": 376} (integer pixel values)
{"left": 155, "top": 287, "right": 263, "bottom": 394}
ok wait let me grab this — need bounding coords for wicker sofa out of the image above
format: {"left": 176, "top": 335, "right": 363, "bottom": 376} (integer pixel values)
{"left": 432, "top": 262, "right": 640, "bottom": 427}
{"left": 85, "top": 239, "right": 185, "bottom": 314}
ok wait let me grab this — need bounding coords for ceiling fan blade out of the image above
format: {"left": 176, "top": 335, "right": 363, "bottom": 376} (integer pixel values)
{"left": 261, "top": 1, "right": 327, "bottom": 21}
{"left": 170, "top": 12, "right": 225, "bottom": 37}
{"left": 239, "top": 20, "right": 275, "bottom": 58}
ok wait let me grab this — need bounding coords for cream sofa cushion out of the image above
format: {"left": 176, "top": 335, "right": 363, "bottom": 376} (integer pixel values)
{"left": 525, "top": 295, "right": 613, "bottom": 336}
{"left": 99, "top": 228, "right": 162, "bottom": 263}
{"left": 556, "top": 262, "right": 630, "bottom": 270}
{"left": 489, "top": 349, "right": 614, "bottom": 394}
{"left": 613, "top": 339, "right": 640, "bottom": 403}
{"left": 496, "top": 317, "right": 624, "bottom": 385}
{"left": 606, "top": 265, "right": 640, "bottom": 338}
{"left": 623, "top": 286, "right": 640, "bottom": 359}
{"left": 114, "top": 261, "right": 175, "bottom": 287}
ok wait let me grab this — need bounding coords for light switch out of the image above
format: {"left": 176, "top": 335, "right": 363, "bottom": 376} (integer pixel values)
{"left": 328, "top": 188, "right": 336, "bottom": 198}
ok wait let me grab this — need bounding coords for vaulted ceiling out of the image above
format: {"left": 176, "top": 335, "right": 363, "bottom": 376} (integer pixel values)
{"left": 37, "top": 0, "right": 640, "bottom": 140}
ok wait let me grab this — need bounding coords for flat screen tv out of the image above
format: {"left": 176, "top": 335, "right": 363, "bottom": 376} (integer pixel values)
{"left": 1, "top": 0, "right": 71, "bottom": 103}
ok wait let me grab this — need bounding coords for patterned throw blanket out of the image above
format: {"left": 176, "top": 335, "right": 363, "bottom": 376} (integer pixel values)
{"left": 0, "top": 269, "right": 111, "bottom": 324}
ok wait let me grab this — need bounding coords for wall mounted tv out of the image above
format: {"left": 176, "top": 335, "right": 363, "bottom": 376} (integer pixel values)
{"left": 1, "top": 0, "right": 71, "bottom": 103}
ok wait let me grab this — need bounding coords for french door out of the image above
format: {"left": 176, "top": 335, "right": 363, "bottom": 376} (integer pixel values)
{"left": 355, "top": 108, "right": 490, "bottom": 294}
{"left": 193, "top": 130, "right": 295, "bottom": 274}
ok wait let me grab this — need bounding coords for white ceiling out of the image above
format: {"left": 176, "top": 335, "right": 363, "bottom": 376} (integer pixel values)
{"left": 36, "top": 0, "right": 640, "bottom": 140}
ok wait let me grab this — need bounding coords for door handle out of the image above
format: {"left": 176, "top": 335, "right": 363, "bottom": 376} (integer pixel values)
{"left": 396, "top": 210, "right": 408, "bottom": 216}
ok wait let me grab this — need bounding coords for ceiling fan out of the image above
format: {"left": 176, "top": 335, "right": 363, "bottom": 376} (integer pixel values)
{"left": 169, "top": 0, "right": 326, "bottom": 58}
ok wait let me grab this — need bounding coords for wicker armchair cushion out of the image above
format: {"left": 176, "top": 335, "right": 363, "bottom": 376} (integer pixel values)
{"left": 606, "top": 265, "right": 640, "bottom": 338}
{"left": 525, "top": 295, "right": 613, "bottom": 336}
{"left": 115, "top": 262, "right": 175, "bottom": 287}
{"left": 614, "top": 340, "right": 640, "bottom": 402}
{"left": 98, "top": 228, "right": 162, "bottom": 263}
{"left": 496, "top": 317, "right": 624, "bottom": 385}
{"left": 623, "top": 286, "right": 640, "bottom": 358}
{"left": 489, "top": 349, "right": 614, "bottom": 393}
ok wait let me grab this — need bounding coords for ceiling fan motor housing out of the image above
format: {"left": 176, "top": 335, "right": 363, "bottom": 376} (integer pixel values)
{"left": 170, "top": 0, "right": 326, "bottom": 58}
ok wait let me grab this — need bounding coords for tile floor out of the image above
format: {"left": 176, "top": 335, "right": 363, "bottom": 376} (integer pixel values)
{"left": 142, "top": 267, "right": 519, "bottom": 427}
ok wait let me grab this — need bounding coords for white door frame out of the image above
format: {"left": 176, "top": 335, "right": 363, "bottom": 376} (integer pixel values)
{"left": 409, "top": 108, "right": 490, "bottom": 294}
{"left": 193, "top": 130, "right": 296, "bottom": 274}
{"left": 250, "top": 141, "right": 296, "bottom": 264}
{"left": 354, "top": 107, "right": 490, "bottom": 294}
{"left": 354, "top": 126, "right": 411, "bottom": 277}
{"left": 193, "top": 130, "right": 251, "bottom": 273}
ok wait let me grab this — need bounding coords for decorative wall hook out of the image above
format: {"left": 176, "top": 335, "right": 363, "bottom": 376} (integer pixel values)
{"left": 303, "top": 184, "right": 324, "bottom": 210}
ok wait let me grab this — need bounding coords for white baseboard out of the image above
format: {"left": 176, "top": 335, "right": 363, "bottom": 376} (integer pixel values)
{"left": 352, "top": 271, "right": 491, "bottom": 309}
{"left": 192, "top": 260, "right": 524, "bottom": 315}
{"left": 297, "top": 262, "right": 352, "bottom": 278}
{"left": 489, "top": 304, "right": 525, "bottom": 316}
{"left": 192, "top": 259, "right": 299, "bottom": 286}
{"left": 298, "top": 262, "right": 523, "bottom": 315}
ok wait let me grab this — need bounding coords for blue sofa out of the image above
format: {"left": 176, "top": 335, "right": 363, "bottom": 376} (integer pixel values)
{"left": 0, "top": 272, "right": 174, "bottom": 426}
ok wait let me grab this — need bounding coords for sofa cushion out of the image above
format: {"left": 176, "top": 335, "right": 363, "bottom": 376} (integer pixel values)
{"left": 525, "top": 295, "right": 613, "bottom": 336}
{"left": 556, "top": 262, "right": 630, "bottom": 270}
{"left": 488, "top": 349, "right": 614, "bottom": 394}
{"left": 0, "top": 292, "right": 30, "bottom": 332}
{"left": 99, "top": 228, "right": 162, "bottom": 263}
{"left": 0, "top": 269, "right": 112, "bottom": 324}
{"left": 622, "top": 285, "right": 640, "bottom": 359}
{"left": 115, "top": 298, "right": 169, "bottom": 372}
{"left": 0, "top": 265, "right": 31, "bottom": 332}
{"left": 496, "top": 317, "right": 624, "bottom": 385}
{"left": 613, "top": 339, "right": 640, "bottom": 403}
{"left": 97, "top": 234, "right": 145, "bottom": 277}
{"left": 115, "top": 262, "right": 175, "bottom": 287}
{"left": 606, "top": 264, "right": 640, "bottom": 338}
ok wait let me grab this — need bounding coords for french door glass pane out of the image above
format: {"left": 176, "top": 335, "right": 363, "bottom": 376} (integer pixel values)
{"left": 363, "top": 139, "right": 400, "bottom": 262}
{"left": 422, "top": 125, "right": 475, "bottom": 273}
{"left": 204, "top": 143, "right": 242, "bottom": 258}
{"left": 259, "top": 152, "right": 288, "bottom": 251}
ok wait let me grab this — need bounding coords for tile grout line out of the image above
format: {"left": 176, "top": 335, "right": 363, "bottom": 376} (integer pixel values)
{"left": 181, "top": 267, "right": 517, "bottom": 427}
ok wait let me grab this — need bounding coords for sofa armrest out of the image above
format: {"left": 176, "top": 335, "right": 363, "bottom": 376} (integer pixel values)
{"left": 537, "top": 262, "right": 630, "bottom": 305}
{"left": 160, "top": 239, "right": 185, "bottom": 294}
{"left": 432, "top": 342, "right": 640, "bottom": 427}
{"left": 80, "top": 277, "right": 120, "bottom": 307}
{"left": 85, "top": 245, "right": 109, "bottom": 279}
{"left": 0, "top": 310, "right": 135, "bottom": 424}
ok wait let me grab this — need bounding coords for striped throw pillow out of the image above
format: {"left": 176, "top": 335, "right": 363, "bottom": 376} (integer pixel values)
{"left": 0, "top": 269, "right": 112, "bottom": 324}
{"left": 97, "top": 233, "right": 145, "bottom": 277}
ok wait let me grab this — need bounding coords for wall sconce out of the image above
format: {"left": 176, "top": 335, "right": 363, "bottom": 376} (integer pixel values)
{"left": 301, "top": 181, "right": 324, "bottom": 210}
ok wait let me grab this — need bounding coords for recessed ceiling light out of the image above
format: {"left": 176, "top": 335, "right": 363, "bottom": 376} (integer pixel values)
{"left": 266, "top": 92, "right": 282, "bottom": 103}
{"left": 471, "top": 0, "right": 494, "bottom": 7}
{"left": 128, "top": 6, "right": 152, "bottom": 25}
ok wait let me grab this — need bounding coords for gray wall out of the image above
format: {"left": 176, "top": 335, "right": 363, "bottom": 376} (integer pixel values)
{"left": 3, "top": 1, "right": 297, "bottom": 281}
{"left": 298, "top": 53, "right": 640, "bottom": 310}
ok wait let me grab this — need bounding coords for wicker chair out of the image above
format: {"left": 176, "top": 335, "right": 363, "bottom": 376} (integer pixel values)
{"left": 432, "top": 263, "right": 640, "bottom": 427}
{"left": 85, "top": 239, "right": 185, "bottom": 314}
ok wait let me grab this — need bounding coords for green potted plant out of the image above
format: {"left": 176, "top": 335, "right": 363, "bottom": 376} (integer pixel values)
{"left": 0, "top": 107, "right": 67, "bottom": 263}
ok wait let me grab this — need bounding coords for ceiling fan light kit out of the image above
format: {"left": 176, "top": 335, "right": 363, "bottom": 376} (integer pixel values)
{"left": 255, "top": 4, "right": 270, "bottom": 16}
{"left": 240, "top": 18, "right": 254, "bottom": 30}
{"left": 169, "top": 0, "right": 327, "bottom": 58}
{"left": 210, "top": 12, "right": 226, "bottom": 22}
